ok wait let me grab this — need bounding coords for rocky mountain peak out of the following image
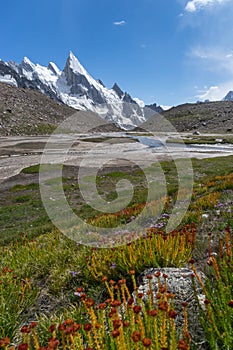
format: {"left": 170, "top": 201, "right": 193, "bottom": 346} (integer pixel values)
{"left": 47, "top": 62, "right": 60, "bottom": 76}
{"left": 0, "top": 52, "right": 162, "bottom": 129}
{"left": 112, "top": 82, "right": 124, "bottom": 98}
{"left": 20, "top": 57, "right": 35, "bottom": 72}
{"left": 223, "top": 91, "right": 233, "bottom": 101}
{"left": 65, "top": 51, "right": 88, "bottom": 77}
{"left": 123, "top": 92, "right": 136, "bottom": 104}
{"left": 96, "top": 79, "right": 105, "bottom": 87}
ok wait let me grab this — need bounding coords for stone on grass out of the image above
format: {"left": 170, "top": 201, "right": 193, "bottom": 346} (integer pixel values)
{"left": 137, "top": 267, "right": 207, "bottom": 349}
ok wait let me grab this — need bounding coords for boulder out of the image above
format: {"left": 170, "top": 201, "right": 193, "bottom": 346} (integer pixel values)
{"left": 137, "top": 267, "right": 207, "bottom": 349}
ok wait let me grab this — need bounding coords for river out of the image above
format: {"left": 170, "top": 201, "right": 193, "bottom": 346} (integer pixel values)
{"left": 1, "top": 133, "right": 233, "bottom": 181}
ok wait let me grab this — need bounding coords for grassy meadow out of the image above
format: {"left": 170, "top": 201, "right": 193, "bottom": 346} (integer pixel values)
{"left": 0, "top": 155, "right": 232, "bottom": 349}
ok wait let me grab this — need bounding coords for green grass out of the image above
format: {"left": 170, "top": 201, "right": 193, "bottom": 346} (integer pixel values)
{"left": 167, "top": 135, "right": 233, "bottom": 145}
{"left": 0, "top": 155, "right": 232, "bottom": 347}
{"left": 21, "top": 164, "right": 40, "bottom": 174}
{"left": 1, "top": 156, "right": 233, "bottom": 245}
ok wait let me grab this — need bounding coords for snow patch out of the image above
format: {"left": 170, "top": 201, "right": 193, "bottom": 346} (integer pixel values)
{"left": 133, "top": 97, "right": 145, "bottom": 108}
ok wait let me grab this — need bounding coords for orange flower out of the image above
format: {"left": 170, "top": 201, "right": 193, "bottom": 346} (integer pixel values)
{"left": 98, "top": 302, "right": 107, "bottom": 309}
{"left": 142, "top": 337, "right": 152, "bottom": 347}
{"left": 158, "top": 301, "right": 168, "bottom": 311}
{"left": 178, "top": 339, "right": 190, "bottom": 349}
{"left": 118, "top": 279, "right": 126, "bottom": 285}
{"left": 85, "top": 298, "right": 95, "bottom": 308}
{"left": 72, "top": 323, "right": 81, "bottom": 332}
{"left": 146, "top": 274, "right": 153, "bottom": 279}
{"left": 48, "top": 338, "right": 59, "bottom": 349}
{"left": 64, "top": 319, "right": 74, "bottom": 326}
{"left": 0, "top": 337, "right": 10, "bottom": 347}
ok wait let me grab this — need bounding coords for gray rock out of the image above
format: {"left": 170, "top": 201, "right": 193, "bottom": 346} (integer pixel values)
{"left": 112, "top": 83, "right": 124, "bottom": 98}
{"left": 137, "top": 267, "right": 207, "bottom": 349}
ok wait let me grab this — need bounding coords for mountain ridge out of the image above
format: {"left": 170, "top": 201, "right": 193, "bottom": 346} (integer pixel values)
{"left": 0, "top": 82, "right": 121, "bottom": 136}
{"left": 137, "top": 100, "right": 233, "bottom": 133}
{"left": 0, "top": 52, "right": 162, "bottom": 129}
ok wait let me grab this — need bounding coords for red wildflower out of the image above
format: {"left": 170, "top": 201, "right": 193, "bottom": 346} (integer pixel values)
{"left": 64, "top": 318, "right": 74, "bottom": 326}
{"left": 178, "top": 339, "right": 190, "bottom": 349}
{"left": 128, "top": 297, "right": 134, "bottom": 306}
{"left": 48, "top": 338, "right": 59, "bottom": 349}
{"left": 98, "top": 302, "right": 107, "bottom": 309}
{"left": 131, "top": 331, "right": 141, "bottom": 342}
{"left": 83, "top": 323, "right": 92, "bottom": 332}
{"left": 142, "top": 337, "right": 152, "bottom": 347}
{"left": 111, "top": 300, "right": 121, "bottom": 307}
{"left": 147, "top": 309, "right": 158, "bottom": 317}
{"left": 158, "top": 301, "right": 168, "bottom": 311}
{"left": 133, "top": 305, "right": 142, "bottom": 314}
{"left": 29, "top": 321, "right": 38, "bottom": 329}
{"left": 21, "top": 326, "right": 30, "bottom": 334}
{"left": 85, "top": 298, "right": 95, "bottom": 308}
{"left": 18, "top": 344, "right": 29, "bottom": 350}
{"left": 146, "top": 274, "right": 153, "bottom": 279}
{"left": 168, "top": 310, "right": 177, "bottom": 319}
{"left": 48, "top": 324, "right": 56, "bottom": 333}
{"left": 0, "top": 338, "right": 10, "bottom": 347}
{"left": 113, "top": 319, "right": 122, "bottom": 329}
{"left": 64, "top": 326, "right": 73, "bottom": 335}
{"left": 111, "top": 330, "right": 120, "bottom": 338}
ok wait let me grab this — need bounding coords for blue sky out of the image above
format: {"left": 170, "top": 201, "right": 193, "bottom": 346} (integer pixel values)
{"left": 1, "top": 0, "right": 233, "bottom": 107}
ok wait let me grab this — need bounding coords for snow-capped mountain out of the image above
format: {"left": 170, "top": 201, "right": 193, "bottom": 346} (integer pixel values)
{"left": 0, "top": 52, "right": 161, "bottom": 129}
{"left": 223, "top": 91, "right": 233, "bottom": 101}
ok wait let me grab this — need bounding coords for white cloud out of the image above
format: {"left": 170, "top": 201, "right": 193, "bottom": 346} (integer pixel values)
{"left": 196, "top": 81, "right": 233, "bottom": 100}
{"left": 113, "top": 20, "right": 126, "bottom": 26}
{"left": 185, "top": 0, "right": 227, "bottom": 12}
{"left": 189, "top": 46, "right": 233, "bottom": 101}
{"left": 189, "top": 46, "right": 233, "bottom": 74}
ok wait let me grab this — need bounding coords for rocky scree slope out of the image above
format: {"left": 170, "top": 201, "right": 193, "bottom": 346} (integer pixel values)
{"left": 0, "top": 82, "right": 121, "bottom": 136}
{"left": 138, "top": 101, "right": 233, "bottom": 133}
